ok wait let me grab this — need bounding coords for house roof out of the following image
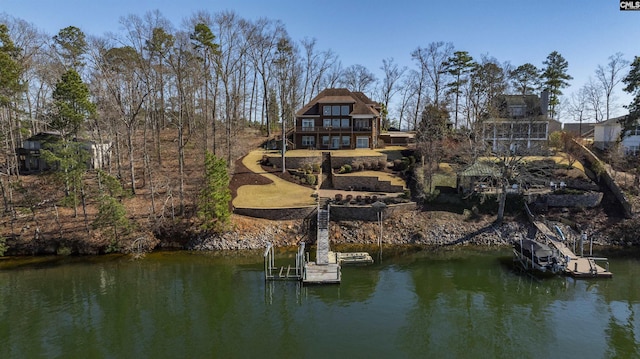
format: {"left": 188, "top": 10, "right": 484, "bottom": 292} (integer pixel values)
{"left": 459, "top": 161, "right": 500, "bottom": 177}
{"left": 492, "top": 94, "right": 544, "bottom": 118}
{"left": 296, "top": 88, "right": 380, "bottom": 117}
{"left": 563, "top": 123, "right": 596, "bottom": 137}
{"left": 594, "top": 115, "right": 629, "bottom": 127}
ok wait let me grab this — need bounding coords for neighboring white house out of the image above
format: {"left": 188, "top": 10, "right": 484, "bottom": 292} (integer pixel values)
{"left": 593, "top": 115, "right": 640, "bottom": 155}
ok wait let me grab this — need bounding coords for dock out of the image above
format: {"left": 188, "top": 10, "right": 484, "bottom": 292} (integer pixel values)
{"left": 525, "top": 204, "right": 612, "bottom": 278}
{"left": 264, "top": 199, "right": 373, "bottom": 285}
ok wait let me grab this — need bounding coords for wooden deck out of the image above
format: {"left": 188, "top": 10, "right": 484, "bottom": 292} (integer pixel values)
{"left": 303, "top": 263, "right": 341, "bottom": 284}
{"left": 531, "top": 218, "right": 612, "bottom": 278}
{"left": 551, "top": 239, "right": 612, "bottom": 278}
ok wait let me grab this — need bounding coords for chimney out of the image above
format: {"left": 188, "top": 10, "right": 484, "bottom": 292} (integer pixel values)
{"left": 540, "top": 89, "right": 549, "bottom": 117}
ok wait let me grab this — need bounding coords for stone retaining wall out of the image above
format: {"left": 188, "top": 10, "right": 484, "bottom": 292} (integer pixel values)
{"left": 332, "top": 174, "right": 404, "bottom": 192}
{"left": 330, "top": 154, "right": 387, "bottom": 169}
{"left": 233, "top": 206, "right": 316, "bottom": 220}
{"left": 265, "top": 155, "right": 321, "bottom": 169}
{"left": 545, "top": 191, "right": 603, "bottom": 208}
{"left": 575, "top": 140, "right": 634, "bottom": 217}
{"left": 329, "top": 202, "right": 416, "bottom": 221}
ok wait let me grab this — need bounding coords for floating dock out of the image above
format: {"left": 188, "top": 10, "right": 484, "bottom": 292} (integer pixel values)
{"left": 525, "top": 204, "right": 612, "bottom": 278}
{"left": 264, "top": 200, "right": 373, "bottom": 285}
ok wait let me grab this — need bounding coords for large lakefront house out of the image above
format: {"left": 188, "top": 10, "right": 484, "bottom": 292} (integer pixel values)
{"left": 292, "top": 88, "right": 381, "bottom": 150}
{"left": 482, "top": 91, "right": 561, "bottom": 153}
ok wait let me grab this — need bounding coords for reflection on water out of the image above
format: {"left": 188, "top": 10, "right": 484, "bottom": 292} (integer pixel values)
{"left": 0, "top": 248, "right": 639, "bottom": 358}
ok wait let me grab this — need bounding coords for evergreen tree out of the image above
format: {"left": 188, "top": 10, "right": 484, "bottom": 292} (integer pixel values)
{"left": 541, "top": 51, "right": 573, "bottom": 120}
{"left": 623, "top": 56, "right": 640, "bottom": 119}
{"left": 444, "top": 51, "right": 475, "bottom": 128}
{"left": 621, "top": 56, "right": 640, "bottom": 135}
{"left": 53, "top": 26, "right": 87, "bottom": 69}
{"left": 0, "top": 24, "right": 22, "bottom": 106}
{"left": 92, "top": 194, "right": 132, "bottom": 252}
{"left": 510, "top": 63, "right": 540, "bottom": 96}
{"left": 198, "top": 152, "right": 231, "bottom": 231}
{"left": 51, "top": 68, "right": 95, "bottom": 138}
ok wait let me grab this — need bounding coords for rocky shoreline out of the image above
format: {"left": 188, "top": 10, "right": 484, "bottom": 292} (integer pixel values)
{"left": 188, "top": 211, "right": 613, "bottom": 251}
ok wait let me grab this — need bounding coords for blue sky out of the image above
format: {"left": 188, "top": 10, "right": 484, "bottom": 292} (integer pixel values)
{"left": 2, "top": 0, "right": 639, "bottom": 122}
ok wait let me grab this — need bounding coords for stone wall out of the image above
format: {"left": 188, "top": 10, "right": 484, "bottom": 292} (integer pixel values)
{"left": 330, "top": 154, "right": 387, "bottom": 169}
{"left": 233, "top": 206, "right": 316, "bottom": 220}
{"left": 329, "top": 202, "right": 416, "bottom": 221}
{"left": 545, "top": 191, "right": 603, "bottom": 208}
{"left": 265, "top": 155, "right": 322, "bottom": 170}
{"left": 332, "top": 174, "right": 404, "bottom": 192}
{"left": 575, "top": 141, "right": 634, "bottom": 217}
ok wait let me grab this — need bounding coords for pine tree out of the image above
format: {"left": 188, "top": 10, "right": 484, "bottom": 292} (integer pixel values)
{"left": 444, "top": 51, "right": 475, "bottom": 128}
{"left": 510, "top": 63, "right": 541, "bottom": 96}
{"left": 51, "top": 68, "right": 95, "bottom": 138}
{"left": 0, "top": 24, "right": 22, "bottom": 106}
{"left": 542, "top": 51, "right": 573, "bottom": 120}
{"left": 623, "top": 56, "right": 640, "bottom": 119}
{"left": 198, "top": 152, "right": 231, "bottom": 231}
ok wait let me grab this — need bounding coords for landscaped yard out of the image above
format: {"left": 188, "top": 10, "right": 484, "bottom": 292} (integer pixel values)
{"left": 232, "top": 150, "right": 316, "bottom": 208}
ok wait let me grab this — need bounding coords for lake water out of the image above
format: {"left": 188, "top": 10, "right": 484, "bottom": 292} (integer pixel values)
{"left": 1, "top": 247, "right": 639, "bottom": 358}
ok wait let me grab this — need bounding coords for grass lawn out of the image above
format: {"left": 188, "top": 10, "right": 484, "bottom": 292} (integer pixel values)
{"left": 232, "top": 150, "right": 316, "bottom": 208}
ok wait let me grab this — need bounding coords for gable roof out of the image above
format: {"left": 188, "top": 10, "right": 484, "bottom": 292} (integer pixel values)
{"left": 296, "top": 88, "right": 380, "bottom": 117}
{"left": 563, "top": 123, "right": 596, "bottom": 137}
{"left": 459, "top": 161, "right": 500, "bottom": 178}
{"left": 594, "top": 115, "right": 630, "bottom": 127}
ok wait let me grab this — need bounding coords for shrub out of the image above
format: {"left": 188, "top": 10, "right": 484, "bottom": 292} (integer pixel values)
{"left": 302, "top": 163, "right": 313, "bottom": 174}
{"left": 0, "top": 236, "right": 6, "bottom": 256}
{"left": 339, "top": 164, "right": 352, "bottom": 174}
{"left": 312, "top": 163, "right": 321, "bottom": 173}
{"left": 306, "top": 174, "right": 317, "bottom": 186}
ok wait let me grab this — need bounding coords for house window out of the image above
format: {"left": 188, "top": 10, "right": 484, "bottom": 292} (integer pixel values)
{"left": 513, "top": 123, "right": 528, "bottom": 138}
{"left": 332, "top": 118, "right": 341, "bottom": 128}
{"left": 302, "top": 119, "right": 314, "bottom": 131}
{"left": 341, "top": 118, "right": 350, "bottom": 128}
{"left": 509, "top": 105, "right": 525, "bottom": 117}
{"left": 323, "top": 106, "right": 331, "bottom": 116}
{"left": 302, "top": 136, "right": 315, "bottom": 147}
{"left": 341, "top": 105, "right": 350, "bottom": 115}
{"left": 342, "top": 136, "right": 350, "bottom": 146}
{"left": 332, "top": 106, "right": 341, "bottom": 116}
{"left": 323, "top": 119, "right": 332, "bottom": 128}
{"left": 356, "top": 136, "right": 369, "bottom": 148}
{"left": 531, "top": 123, "right": 547, "bottom": 138}
{"left": 355, "top": 119, "right": 369, "bottom": 130}
{"left": 625, "top": 126, "right": 640, "bottom": 136}
{"left": 322, "top": 136, "right": 330, "bottom": 146}
{"left": 24, "top": 141, "right": 39, "bottom": 150}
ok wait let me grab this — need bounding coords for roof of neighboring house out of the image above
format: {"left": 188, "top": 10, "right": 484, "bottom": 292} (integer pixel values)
{"left": 26, "top": 131, "right": 62, "bottom": 141}
{"left": 563, "top": 123, "right": 596, "bottom": 137}
{"left": 458, "top": 161, "right": 500, "bottom": 177}
{"left": 296, "top": 88, "right": 380, "bottom": 117}
{"left": 594, "top": 115, "right": 630, "bottom": 127}
{"left": 493, "top": 94, "right": 544, "bottom": 118}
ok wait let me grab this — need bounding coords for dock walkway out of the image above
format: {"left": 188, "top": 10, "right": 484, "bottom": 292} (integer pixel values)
{"left": 528, "top": 210, "right": 612, "bottom": 278}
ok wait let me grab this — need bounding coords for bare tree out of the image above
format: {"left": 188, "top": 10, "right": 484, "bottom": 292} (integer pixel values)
{"left": 341, "top": 64, "right": 376, "bottom": 93}
{"left": 583, "top": 78, "right": 605, "bottom": 122}
{"left": 595, "top": 52, "right": 629, "bottom": 121}
{"left": 377, "top": 57, "right": 406, "bottom": 130}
